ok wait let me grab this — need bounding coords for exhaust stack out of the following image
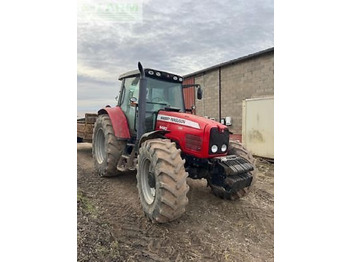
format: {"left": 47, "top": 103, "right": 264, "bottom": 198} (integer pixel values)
{"left": 137, "top": 62, "right": 147, "bottom": 141}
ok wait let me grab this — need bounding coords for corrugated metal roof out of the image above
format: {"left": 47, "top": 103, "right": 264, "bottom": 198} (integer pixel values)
{"left": 183, "top": 47, "right": 274, "bottom": 78}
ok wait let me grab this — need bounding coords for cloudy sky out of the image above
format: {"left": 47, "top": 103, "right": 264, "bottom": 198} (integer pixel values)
{"left": 77, "top": 0, "right": 274, "bottom": 116}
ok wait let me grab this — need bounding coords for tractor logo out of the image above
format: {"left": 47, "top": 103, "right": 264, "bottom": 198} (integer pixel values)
{"left": 157, "top": 114, "right": 200, "bottom": 129}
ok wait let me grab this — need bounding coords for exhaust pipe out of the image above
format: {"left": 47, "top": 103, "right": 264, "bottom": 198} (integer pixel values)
{"left": 137, "top": 62, "right": 147, "bottom": 142}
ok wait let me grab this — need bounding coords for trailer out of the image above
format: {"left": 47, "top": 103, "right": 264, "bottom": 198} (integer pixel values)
{"left": 77, "top": 113, "right": 98, "bottom": 142}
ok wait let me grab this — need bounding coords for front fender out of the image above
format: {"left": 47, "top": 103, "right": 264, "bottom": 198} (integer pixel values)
{"left": 98, "top": 106, "right": 131, "bottom": 140}
{"left": 138, "top": 130, "right": 170, "bottom": 148}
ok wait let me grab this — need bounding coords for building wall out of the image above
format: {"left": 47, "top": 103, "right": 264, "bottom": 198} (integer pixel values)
{"left": 193, "top": 51, "right": 274, "bottom": 138}
{"left": 194, "top": 70, "right": 219, "bottom": 120}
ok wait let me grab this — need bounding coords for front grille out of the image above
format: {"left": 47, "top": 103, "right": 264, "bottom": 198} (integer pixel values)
{"left": 185, "top": 134, "right": 202, "bottom": 151}
{"left": 208, "top": 127, "right": 229, "bottom": 154}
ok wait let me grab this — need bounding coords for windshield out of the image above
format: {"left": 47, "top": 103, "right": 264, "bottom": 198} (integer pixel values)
{"left": 145, "top": 77, "right": 184, "bottom": 112}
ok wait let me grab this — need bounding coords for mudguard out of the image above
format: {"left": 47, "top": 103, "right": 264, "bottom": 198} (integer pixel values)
{"left": 138, "top": 130, "right": 170, "bottom": 148}
{"left": 98, "top": 106, "right": 131, "bottom": 140}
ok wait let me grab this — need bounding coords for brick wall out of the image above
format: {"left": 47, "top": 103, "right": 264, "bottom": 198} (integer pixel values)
{"left": 194, "top": 51, "right": 274, "bottom": 135}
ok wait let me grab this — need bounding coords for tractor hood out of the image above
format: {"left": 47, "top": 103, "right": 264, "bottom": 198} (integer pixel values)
{"left": 155, "top": 110, "right": 229, "bottom": 159}
{"left": 156, "top": 110, "right": 227, "bottom": 131}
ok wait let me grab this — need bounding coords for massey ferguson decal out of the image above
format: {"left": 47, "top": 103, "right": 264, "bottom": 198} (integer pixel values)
{"left": 157, "top": 114, "right": 200, "bottom": 129}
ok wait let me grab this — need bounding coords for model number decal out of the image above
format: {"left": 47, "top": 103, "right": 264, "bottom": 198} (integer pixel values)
{"left": 157, "top": 114, "right": 200, "bottom": 129}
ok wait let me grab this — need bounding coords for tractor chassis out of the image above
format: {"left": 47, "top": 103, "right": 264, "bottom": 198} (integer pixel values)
{"left": 116, "top": 136, "right": 254, "bottom": 197}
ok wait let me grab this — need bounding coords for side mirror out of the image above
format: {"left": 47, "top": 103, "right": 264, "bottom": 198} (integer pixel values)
{"left": 130, "top": 97, "right": 138, "bottom": 107}
{"left": 197, "top": 87, "right": 203, "bottom": 100}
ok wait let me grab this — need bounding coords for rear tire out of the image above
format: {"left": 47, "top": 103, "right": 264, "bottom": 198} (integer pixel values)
{"left": 210, "top": 140, "right": 257, "bottom": 200}
{"left": 137, "top": 139, "right": 189, "bottom": 223}
{"left": 92, "top": 114, "right": 126, "bottom": 177}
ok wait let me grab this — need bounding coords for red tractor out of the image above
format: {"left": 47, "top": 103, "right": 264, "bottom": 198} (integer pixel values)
{"left": 92, "top": 62, "right": 256, "bottom": 223}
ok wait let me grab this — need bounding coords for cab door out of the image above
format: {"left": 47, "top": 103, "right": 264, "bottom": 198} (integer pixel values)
{"left": 119, "top": 76, "right": 140, "bottom": 137}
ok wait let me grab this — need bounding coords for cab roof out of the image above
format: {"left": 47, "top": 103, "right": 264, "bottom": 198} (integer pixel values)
{"left": 118, "top": 69, "right": 140, "bottom": 80}
{"left": 118, "top": 68, "right": 183, "bottom": 83}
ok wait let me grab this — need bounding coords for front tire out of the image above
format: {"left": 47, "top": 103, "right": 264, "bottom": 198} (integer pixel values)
{"left": 137, "top": 139, "right": 189, "bottom": 223}
{"left": 92, "top": 114, "right": 126, "bottom": 177}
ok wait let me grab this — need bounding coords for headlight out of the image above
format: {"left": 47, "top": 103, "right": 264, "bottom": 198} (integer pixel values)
{"left": 221, "top": 144, "right": 227, "bottom": 152}
{"left": 211, "top": 145, "right": 218, "bottom": 153}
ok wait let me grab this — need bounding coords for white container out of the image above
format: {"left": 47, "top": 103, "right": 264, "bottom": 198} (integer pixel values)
{"left": 242, "top": 97, "right": 274, "bottom": 159}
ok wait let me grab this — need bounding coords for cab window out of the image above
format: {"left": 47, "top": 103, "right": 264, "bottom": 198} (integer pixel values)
{"left": 120, "top": 76, "right": 140, "bottom": 111}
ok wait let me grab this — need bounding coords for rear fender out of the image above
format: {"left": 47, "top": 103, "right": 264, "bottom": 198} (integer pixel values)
{"left": 138, "top": 130, "right": 170, "bottom": 148}
{"left": 98, "top": 107, "right": 131, "bottom": 140}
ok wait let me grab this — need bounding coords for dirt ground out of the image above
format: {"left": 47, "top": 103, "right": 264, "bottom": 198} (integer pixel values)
{"left": 77, "top": 143, "right": 274, "bottom": 262}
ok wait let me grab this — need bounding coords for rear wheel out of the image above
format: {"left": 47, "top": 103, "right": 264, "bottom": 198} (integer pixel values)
{"left": 209, "top": 140, "right": 257, "bottom": 200}
{"left": 92, "top": 114, "right": 126, "bottom": 177}
{"left": 137, "top": 138, "right": 189, "bottom": 223}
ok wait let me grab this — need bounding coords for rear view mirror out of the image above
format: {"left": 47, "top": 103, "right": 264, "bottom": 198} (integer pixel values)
{"left": 197, "top": 87, "right": 202, "bottom": 100}
{"left": 182, "top": 84, "right": 203, "bottom": 100}
{"left": 130, "top": 97, "right": 138, "bottom": 107}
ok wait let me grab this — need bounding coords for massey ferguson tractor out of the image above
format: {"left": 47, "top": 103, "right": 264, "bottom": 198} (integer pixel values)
{"left": 92, "top": 62, "right": 256, "bottom": 223}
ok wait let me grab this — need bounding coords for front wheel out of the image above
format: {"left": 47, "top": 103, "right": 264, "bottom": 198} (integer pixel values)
{"left": 136, "top": 139, "right": 189, "bottom": 223}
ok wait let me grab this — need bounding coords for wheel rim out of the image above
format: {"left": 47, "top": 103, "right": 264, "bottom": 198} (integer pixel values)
{"left": 140, "top": 158, "right": 156, "bottom": 205}
{"left": 95, "top": 128, "right": 106, "bottom": 164}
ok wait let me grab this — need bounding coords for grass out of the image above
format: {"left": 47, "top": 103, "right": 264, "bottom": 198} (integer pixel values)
{"left": 95, "top": 241, "right": 120, "bottom": 260}
{"left": 77, "top": 190, "right": 97, "bottom": 216}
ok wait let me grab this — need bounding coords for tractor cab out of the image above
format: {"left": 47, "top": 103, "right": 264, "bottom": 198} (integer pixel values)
{"left": 118, "top": 68, "right": 197, "bottom": 136}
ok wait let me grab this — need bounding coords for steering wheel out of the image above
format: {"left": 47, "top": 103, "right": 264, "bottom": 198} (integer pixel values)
{"left": 151, "top": 97, "right": 165, "bottom": 102}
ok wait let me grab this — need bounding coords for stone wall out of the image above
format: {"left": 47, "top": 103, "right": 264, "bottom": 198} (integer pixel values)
{"left": 193, "top": 51, "right": 274, "bottom": 136}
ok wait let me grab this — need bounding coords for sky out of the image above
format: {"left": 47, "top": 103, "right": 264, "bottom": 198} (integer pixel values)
{"left": 77, "top": 0, "right": 274, "bottom": 116}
